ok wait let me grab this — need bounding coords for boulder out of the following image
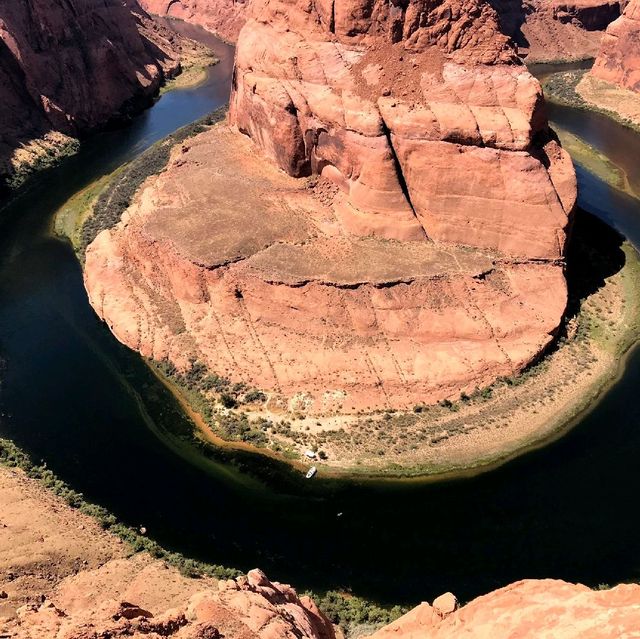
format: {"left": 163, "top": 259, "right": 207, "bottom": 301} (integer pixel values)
{"left": 432, "top": 592, "right": 458, "bottom": 618}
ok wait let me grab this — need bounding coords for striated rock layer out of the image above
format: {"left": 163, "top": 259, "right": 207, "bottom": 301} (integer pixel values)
{"left": 138, "top": 0, "right": 249, "bottom": 41}
{"left": 229, "top": 0, "right": 576, "bottom": 258}
{"left": 85, "top": 0, "right": 576, "bottom": 415}
{"left": 0, "top": 0, "right": 194, "bottom": 188}
{"left": 591, "top": 0, "right": 640, "bottom": 92}
{"left": 366, "top": 579, "right": 640, "bottom": 639}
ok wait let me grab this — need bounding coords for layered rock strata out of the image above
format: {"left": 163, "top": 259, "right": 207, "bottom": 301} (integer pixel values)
{"left": 139, "top": 0, "right": 249, "bottom": 41}
{"left": 591, "top": 0, "right": 640, "bottom": 91}
{"left": 0, "top": 0, "right": 200, "bottom": 189}
{"left": 85, "top": 0, "right": 575, "bottom": 415}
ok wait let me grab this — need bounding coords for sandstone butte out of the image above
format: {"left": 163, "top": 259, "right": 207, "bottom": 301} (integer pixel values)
{"left": 3, "top": 466, "right": 640, "bottom": 638}
{"left": 137, "top": 0, "right": 621, "bottom": 62}
{"left": 85, "top": 0, "right": 578, "bottom": 415}
{"left": 0, "top": 0, "right": 204, "bottom": 189}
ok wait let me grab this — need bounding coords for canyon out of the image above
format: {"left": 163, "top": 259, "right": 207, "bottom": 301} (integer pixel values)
{"left": 139, "top": 0, "right": 249, "bottom": 42}
{"left": 1, "top": 0, "right": 639, "bottom": 638}
{"left": 0, "top": 0, "right": 209, "bottom": 192}
{"left": 3, "top": 465, "right": 640, "bottom": 639}
{"left": 138, "top": 0, "right": 622, "bottom": 62}
{"left": 85, "top": 0, "right": 576, "bottom": 417}
{"left": 497, "top": 0, "right": 621, "bottom": 62}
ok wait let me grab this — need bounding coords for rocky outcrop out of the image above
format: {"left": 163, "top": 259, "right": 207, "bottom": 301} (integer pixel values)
{"left": 0, "top": 0, "right": 201, "bottom": 190}
{"left": 85, "top": 0, "right": 576, "bottom": 415}
{"left": 366, "top": 580, "right": 640, "bottom": 639}
{"left": 230, "top": 0, "right": 575, "bottom": 258}
{"left": 591, "top": 0, "right": 640, "bottom": 92}
{"left": 12, "top": 563, "right": 335, "bottom": 639}
{"left": 493, "top": 0, "right": 621, "bottom": 62}
{"left": 138, "top": 0, "right": 249, "bottom": 41}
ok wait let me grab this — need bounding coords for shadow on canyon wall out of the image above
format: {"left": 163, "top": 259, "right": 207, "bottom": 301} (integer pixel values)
{"left": 565, "top": 208, "right": 626, "bottom": 324}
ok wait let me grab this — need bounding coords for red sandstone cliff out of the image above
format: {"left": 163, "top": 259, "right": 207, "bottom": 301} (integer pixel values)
{"left": 229, "top": 0, "right": 575, "bottom": 259}
{"left": 591, "top": 0, "right": 640, "bottom": 92}
{"left": 138, "top": 0, "right": 249, "bottom": 41}
{"left": 0, "top": 0, "right": 195, "bottom": 188}
{"left": 84, "top": 0, "right": 576, "bottom": 416}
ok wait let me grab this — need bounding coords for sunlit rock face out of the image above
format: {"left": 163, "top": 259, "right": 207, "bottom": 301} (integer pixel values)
{"left": 85, "top": 0, "right": 577, "bottom": 415}
{"left": 591, "top": 0, "right": 640, "bottom": 92}
{"left": 366, "top": 579, "right": 640, "bottom": 639}
{"left": 229, "top": 0, "right": 576, "bottom": 259}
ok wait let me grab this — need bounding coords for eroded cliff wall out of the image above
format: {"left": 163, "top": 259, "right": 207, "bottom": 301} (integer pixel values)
{"left": 0, "top": 0, "right": 183, "bottom": 189}
{"left": 591, "top": 0, "right": 640, "bottom": 92}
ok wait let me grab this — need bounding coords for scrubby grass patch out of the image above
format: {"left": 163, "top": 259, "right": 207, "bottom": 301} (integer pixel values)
{"left": 0, "top": 436, "right": 238, "bottom": 580}
{"left": 78, "top": 108, "right": 227, "bottom": 257}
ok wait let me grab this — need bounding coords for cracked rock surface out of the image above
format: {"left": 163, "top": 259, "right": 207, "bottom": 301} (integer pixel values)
{"left": 84, "top": 0, "right": 576, "bottom": 415}
{"left": 591, "top": 0, "right": 640, "bottom": 93}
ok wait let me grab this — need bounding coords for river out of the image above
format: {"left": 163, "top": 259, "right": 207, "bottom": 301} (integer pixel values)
{"left": 0, "top": 32, "right": 639, "bottom": 606}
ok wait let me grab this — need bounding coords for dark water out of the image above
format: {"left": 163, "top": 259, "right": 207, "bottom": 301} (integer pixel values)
{"left": 1, "top": 46, "right": 640, "bottom": 606}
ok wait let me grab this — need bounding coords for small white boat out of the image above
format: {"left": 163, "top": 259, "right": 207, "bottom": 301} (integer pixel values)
{"left": 305, "top": 466, "right": 317, "bottom": 479}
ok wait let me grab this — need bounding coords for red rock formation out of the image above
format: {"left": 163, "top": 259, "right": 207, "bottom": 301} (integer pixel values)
{"left": 366, "top": 579, "right": 640, "bottom": 639}
{"left": 491, "top": 0, "right": 621, "bottom": 62}
{"left": 84, "top": 0, "right": 576, "bottom": 415}
{"left": 0, "top": 0, "right": 187, "bottom": 187}
{"left": 230, "top": 0, "right": 575, "bottom": 259}
{"left": 139, "top": 0, "right": 249, "bottom": 41}
{"left": 591, "top": 0, "right": 640, "bottom": 92}
{"left": 11, "top": 560, "right": 336, "bottom": 639}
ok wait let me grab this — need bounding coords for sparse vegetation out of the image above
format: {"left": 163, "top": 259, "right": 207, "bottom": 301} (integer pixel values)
{"left": 309, "top": 590, "right": 406, "bottom": 635}
{"left": 0, "top": 437, "right": 239, "bottom": 580}
{"left": 78, "top": 109, "right": 227, "bottom": 257}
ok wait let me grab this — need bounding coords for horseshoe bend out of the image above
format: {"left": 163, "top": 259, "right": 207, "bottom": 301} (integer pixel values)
{"left": 84, "top": 0, "right": 578, "bottom": 434}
